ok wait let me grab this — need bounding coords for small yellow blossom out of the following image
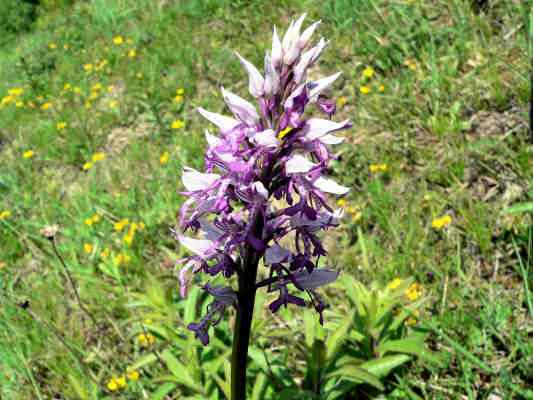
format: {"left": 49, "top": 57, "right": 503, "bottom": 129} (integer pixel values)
{"left": 73, "top": 86, "right": 82, "bottom": 94}
{"left": 171, "top": 119, "right": 185, "bottom": 129}
{"left": 136, "top": 73, "right": 143, "bottom": 79}
{"left": 126, "top": 370, "right": 139, "bottom": 381}
{"left": 405, "top": 283, "right": 422, "bottom": 301}
{"left": 91, "top": 152, "right": 105, "bottom": 162}
{"left": 100, "top": 248, "right": 110, "bottom": 258}
{"left": 23, "top": 150, "right": 34, "bottom": 159}
{"left": 63, "top": 83, "right": 72, "bottom": 91}
{"left": 85, "top": 218, "right": 94, "bottom": 226}
{"left": 48, "top": 43, "right": 57, "bottom": 49}
{"left": 369, "top": 163, "right": 388, "bottom": 173}
{"left": 106, "top": 376, "right": 126, "bottom": 392}
{"left": 92, "top": 83, "right": 102, "bottom": 91}
{"left": 83, "top": 63, "right": 93, "bottom": 72}
{"left": 337, "top": 198, "right": 347, "bottom": 207}
{"left": 85, "top": 214, "right": 101, "bottom": 226}
{"left": 362, "top": 66, "right": 374, "bottom": 78}
{"left": 159, "top": 151, "right": 170, "bottom": 165}
{"left": 176, "top": 88, "right": 185, "bottom": 95}
{"left": 63, "top": 44, "right": 70, "bottom": 50}
{"left": 137, "top": 332, "right": 155, "bottom": 347}
{"left": 8, "top": 88, "right": 23, "bottom": 96}
{"left": 88, "top": 91, "right": 99, "bottom": 101}
{"left": 0, "top": 210, "right": 11, "bottom": 220}
{"left": 128, "top": 49, "right": 136, "bottom": 58}
{"left": 114, "top": 253, "right": 131, "bottom": 266}
{"left": 82, "top": 162, "right": 93, "bottom": 171}
{"left": 174, "top": 95, "right": 183, "bottom": 103}
{"left": 57, "top": 122, "right": 67, "bottom": 130}
{"left": 387, "top": 278, "right": 402, "bottom": 290}
{"left": 15, "top": 101, "right": 24, "bottom": 108}
{"left": 123, "top": 224, "right": 136, "bottom": 245}
{"left": 108, "top": 100, "right": 118, "bottom": 109}
{"left": 378, "top": 84, "right": 385, "bottom": 92}
{"left": 359, "top": 86, "right": 370, "bottom": 95}
{"left": 84, "top": 101, "right": 92, "bottom": 109}
{"left": 116, "top": 376, "right": 126, "bottom": 388}
{"left": 404, "top": 59, "right": 417, "bottom": 71}
{"left": 432, "top": 215, "right": 452, "bottom": 229}
{"left": 277, "top": 127, "right": 292, "bottom": 140}
{"left": 337, "top": 96, "right": 347, "bottom": 107}
{"left": 83, "top": 243, "right": 94, "bottom": 254}
{"left": 114, "top": 219, "right": 129, "bottom": 232}
{"left": 113, "top": 36, "right": 124, "bottom": 45}
{"left": 107, "top": 85, "right": 114, "bottom": 93}
{"left": 41, "top": 102, "right": 52, "bottom": 110}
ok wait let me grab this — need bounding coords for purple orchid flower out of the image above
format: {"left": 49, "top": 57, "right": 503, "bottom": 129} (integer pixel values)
{"left": 174, "top": 14, "right": 351, "bottom": 399}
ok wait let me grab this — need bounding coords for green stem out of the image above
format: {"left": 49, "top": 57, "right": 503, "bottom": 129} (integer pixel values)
{"left": 231, "top": 256, "right": 259, "bottom": 400}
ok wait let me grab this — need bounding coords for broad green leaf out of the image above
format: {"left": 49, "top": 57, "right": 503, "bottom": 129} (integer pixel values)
{"left": 129, "top": 353, "right": 158, "bottom": 371}
{"left": 326, "top": 314, "right": 352, "bottom": 361}
{"left": 376, "top": 337, "right": 427, "bottom": 358}
{"left": 502, "top": 202, "right": 533, "bottom": 214}
{"left": 304, "top": 309, "right": 316, "bottom": 348}
{"left": 327, "top": 365, "right": 384, "bottom": 391}
{"left": 161, "top": 349, "right": 201, "bottom": 391}
{"left": 359, "top": 354, "right": 411, "bottom": 378}
{"left": 211, "top": 372, "right": 230, "bottom": 399}
{"left": 251, "top": 373, "right": 267, "bottom": 400}
{"left": 151, "top": 382, "right": 177, "bottom": 400}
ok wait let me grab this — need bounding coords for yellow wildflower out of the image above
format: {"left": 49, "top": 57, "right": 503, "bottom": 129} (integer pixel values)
{"left": 128, "top": 49, "right": 136, "bottom": 58}
{"left": 91, "top": 152, "right": 105, "bottom": 162}
{"left": 114, "top": 253, "right": 131, "bottom": 266}
{"left": 378, "top": 85, "right": 385, "bottom": 92}
{"left": 337, "top": 198, "right": 347, "bottom": 207}
{"left": 48, "top": 43, "right": 57, "bottom": 49}
{"left": 387, "top": 278, "right": 402, "bottom": 290}
{"left": 277, "top": 127, "right": 292, "bottom": 140}
{"left": 107, "top": 85, "right": 114, "bottom": 93}
{"left": 359, "top": 86, "right": 370, "bottom": 95}
{"left": 88, "top": 91, "right": 99, "bottom": 101}
{"left": 432, "top": 215, "right": 452, "bottom": 229}
{"left": 63, "top": 44, "right": 70, "bottom": 50}
{"left": 123, "top": 224, "right": 136, "bottom": 245}
{"left": 57, "top": 122, "right": 67, "bottom": 130}
{"left": 8, "top": 88, "right": 23, "bottom": 96}
{"left": 85, "top": 214, "right": 101, "bottom": 226}
{"left": 41, "top": 102, "right": 52, "bottom": 110}
{"left": 116, "top": 376, "right": 126, "bottom": 388}
{"left": 337, "top": 96, "right": 347, "bottom": 107}
{"left": 369, "top": 163, "right": 388, "bottom": 173}
{"left": 73, "top": 86, "right": 82, "bottom": 94}
{"left": 92, "top": 83, "right": 102, "bottom": 91}
{"left": 137, "top": 332, "right": 155, "bottom": 347}
{"left": 405, "top": 283, "right": 422, "bottom": 301}
{"left": 83, "top": 63, "right": 93, "bottom": 72}
{"left": 174, "top": 95, "right": 183, "bottom": 103}
{"left": 159, "top": 151, "right": 170, "bottom": 165}
{"left": 84, "top": 218, "right": 94, "bottom": 226}
{"left": 113, "top": 36, "right": 124, "bottom": 45}
{"left": 171, "top": 119, "right": 185, "bottom": 129}
{"left": 100, "top": 248, "right": 110, "bottom": 258}
{"left": 126, "top": 370, "right": 139, "bottom": 381}
{"left": 106, "top": 379, "right": 119, "bottom": 392}
{"left": 108, "top": 100, "right": 118, "bottom": 109}
{"left": 63, "top": 83, "right": 72, "bottom": 91}
{"left": 176, "top": 88, "right": 185, "bottom": 95}
{"left": 114, "top": 219, "right": 129, "bottom": 232}
{"left": 0, "top": 210, "right": 11, "bottom": 220}
{"left": 82, "top": 162, "right": 93, "bottom": 171}
{"left": 362, "top": 66, "right": 374, "bottom": 78}
{"left": 15, "top": 101, "right": 24, "bottom": 108}
{"left": 83, "top": 243, "right": 94, "bottom": 254}
{"left": 136, "top": 73, "right": 143, "bottom": 79}
{"left": 23, "top": 150, "right": 34, "bottom": 159}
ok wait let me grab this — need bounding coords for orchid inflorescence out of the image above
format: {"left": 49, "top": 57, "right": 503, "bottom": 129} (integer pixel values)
{"left": 176, "top": 14, "right": 351, "bottom": 345}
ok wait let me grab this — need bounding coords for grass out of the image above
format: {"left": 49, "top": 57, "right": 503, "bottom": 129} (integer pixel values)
{"left": 0, "top": 0, "right": 531, "bottom": 398}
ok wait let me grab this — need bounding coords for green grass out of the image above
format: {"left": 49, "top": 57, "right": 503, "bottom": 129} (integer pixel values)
{"left": 0, "top": 0, "right": 531, "bottom": 398}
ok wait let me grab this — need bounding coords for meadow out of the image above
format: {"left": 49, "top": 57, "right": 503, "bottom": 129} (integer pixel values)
{"left": 0, "top": 0, "right": 531, "bottom": 399}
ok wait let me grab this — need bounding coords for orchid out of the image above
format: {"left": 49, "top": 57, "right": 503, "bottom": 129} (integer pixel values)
{"left": 175, "top": 14, "right": 351, "bottom": 399}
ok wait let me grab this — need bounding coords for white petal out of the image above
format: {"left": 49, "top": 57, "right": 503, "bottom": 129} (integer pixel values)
{"left": 293, "top": 46, "right": 316, "bottom": 83}
{"left": 235, "top": 52, "right": 264, "bottom": 98}
{"left": 286, "top": 154, "right": 317, "bottom": 174}
{"left": 221, "top": 87, "right": 259, "bottom": 126}
{"left": 293, "top": 269, "right": 338, "bottom": 289}
{"left": 313, "top": 176, "right": 350, "bottom": 195}
{"left": 182, "top": 168, "right": 220, "bottom": 192}
{"left": 284, "top": 83, "right": 305, "bottom": 110}
{"left": 299, "top": 20, "right": 321, "bottom": 49}
{"left": 249, "top": 129, "right": 279, "bottom": 147}
{"left": 308, "top": 72, "right": 342, "bottom": 101}
{"left": 271, "top": 26, "right": 283, "bottom": 67}
{"left": 252, "top": 181, "right": 269, "bottom": 200}
{"left": 205, "top": 129, "right": 222, "bottom": 147}
{"left": 305, "top": 118, "right": 350, "bottom": 141}
{"left": 178, "top": 235, "right": 214, "bottom": 258}
{"left": 263, "top": 54, "right": 280, "bottom": 97}
{"left": 320, "top": 134, "right": 345, "bottom": 145}
{"left": 197, "top": 107, "right": 240, "bottom": 132}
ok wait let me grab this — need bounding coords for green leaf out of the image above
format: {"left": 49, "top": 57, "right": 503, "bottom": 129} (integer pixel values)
{"left": 129, "top": 353, "right": 159, "bottom": 371}
{"left": 327, "top": 364, "right": 385, "bottom": 391}
{"left": 502, "top": 202, "right": 533, "bottom": 214}
{"left": 161, "top": 349, "right": 201, "bottom": 392}
{"left": 376, "top": 337, "right": 427, "bottom": 358}
{"left": 326, "top": 314, "right": 352, "bottom": 361}
{"left": 251, "top": 373, "right": 267, "bottom": 400}
{"left": 151, "top": 382, "right": 177, "bottom": 400}
{"left": 359, "top": 354, "right": 411, "bottom": 378}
